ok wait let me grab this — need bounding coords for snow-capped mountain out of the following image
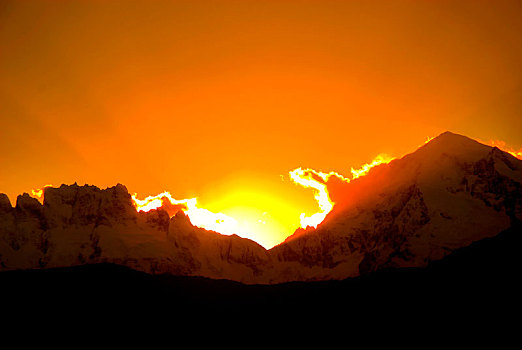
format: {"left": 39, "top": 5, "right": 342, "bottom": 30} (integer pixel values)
{"left": 270, "top": 132, "right": 522, "bottom": 281}
{"left": 1, "top": 132, "right": 520, "bottom": 284}
{"left": 0, "top": 184, "right": 271, "bottom": 284}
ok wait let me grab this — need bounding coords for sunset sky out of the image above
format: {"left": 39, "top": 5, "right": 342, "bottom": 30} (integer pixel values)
{"left": 1, "top": 1, "right": 522, "bottom": 247}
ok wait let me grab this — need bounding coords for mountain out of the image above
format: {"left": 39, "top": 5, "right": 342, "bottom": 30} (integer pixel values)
{"left": 0, "top": 184, "right": 271, "bottom": 284}
{"left": 270, "top": 131, "right": 522, "bottom": 281}
{"left": 0, "top": 131, "right": 521, "bottom": 284}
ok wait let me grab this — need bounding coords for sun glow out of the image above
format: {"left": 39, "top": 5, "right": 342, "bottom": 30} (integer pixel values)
{"left": 288, "top": 153, "right": 394, "bottom": 229}
{"left": 129, "top": 153, "right": 396, "bottom": 247}
{"left": 288, "top": 168, "right": 344, "bottom": 229}
{"left": 31, "top": 184, "right": 53, "bottom": 201}
{"left": 350, "top": 154, "right": 395, "bottom": 180}
{"left": 131, "top": 192, "right": 242, "bottom": 237}
{"left": 131, "top": 188, "right": 303, "bottom": 248}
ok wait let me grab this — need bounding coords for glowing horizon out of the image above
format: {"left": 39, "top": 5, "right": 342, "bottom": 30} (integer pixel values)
{"left": 128, "top": 152, "right": 396, "bottom": 248}
{"left": 26, "top": 152, "right": 395, "bottom": 248}
{"left": 27, "top": 136, "right": 522, "bottom": 249}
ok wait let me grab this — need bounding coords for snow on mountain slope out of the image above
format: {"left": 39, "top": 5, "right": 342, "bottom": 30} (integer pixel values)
{"left": 1, "top": 131, "right": 521, "bottom": 284}
{"left": 270, "top": 132, "right": 521, "bottom": 282}
{"left": 0, "top": 183, "right": 271, "bottom": 283}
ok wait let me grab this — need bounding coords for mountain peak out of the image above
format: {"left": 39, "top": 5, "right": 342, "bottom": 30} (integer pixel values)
{"left": 436, "top": 130, "right": 459, "bottom": 138}
{"left": 16, "top": 193, "right": 42, "bottom": 211}
{"left": 426, "top": 130, "right": 482, "bottom": 147}
{"left": 0, "top": 194, "right": 12, "bottom": 212}
{"left": 407, "top": 131, "right": 492, "bottom": 166}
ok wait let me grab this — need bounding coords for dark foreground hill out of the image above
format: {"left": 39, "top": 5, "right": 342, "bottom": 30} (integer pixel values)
{"left": 2, "top": 223, "right": 520, "bottom": 318}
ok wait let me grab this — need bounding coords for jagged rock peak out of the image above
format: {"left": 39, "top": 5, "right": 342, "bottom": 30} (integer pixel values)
{"left": 38, "top": 183, "right": 138, "bottom": 227}
{"left": 169, "top": 210, "right": 194, "bottom": 230}
{"left": 43, "top": 183, "right": 132, "bottom": 202}
{"left": 114, "top": 183, "right": 129, "bottom": 193}
{"left": 0, "top": 193, "right": 12, "bottom": 212}
{"left": 16, "top": 193, "right": 42, "bottom": 211}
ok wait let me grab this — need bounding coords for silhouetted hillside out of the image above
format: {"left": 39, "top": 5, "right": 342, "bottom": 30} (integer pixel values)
{"left": 2, "top": 223, "right": 520, "bottom": 318}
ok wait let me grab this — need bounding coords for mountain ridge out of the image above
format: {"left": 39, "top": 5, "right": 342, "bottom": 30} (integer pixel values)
{"left": 1, "top": 131, "right": 520, "bottom": 284}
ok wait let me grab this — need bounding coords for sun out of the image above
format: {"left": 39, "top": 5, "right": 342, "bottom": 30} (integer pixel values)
{"left": 200, "top": 188, "right": 303, "bottom": 248}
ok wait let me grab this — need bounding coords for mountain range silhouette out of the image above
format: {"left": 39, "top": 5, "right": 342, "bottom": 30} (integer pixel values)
{"left": 1, "top": 131, "right": 521, "bottom": 313}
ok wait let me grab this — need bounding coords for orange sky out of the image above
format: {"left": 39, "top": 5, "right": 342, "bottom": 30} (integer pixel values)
{"left": 1, "top": 1, "right": 522, "bottom": 247}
